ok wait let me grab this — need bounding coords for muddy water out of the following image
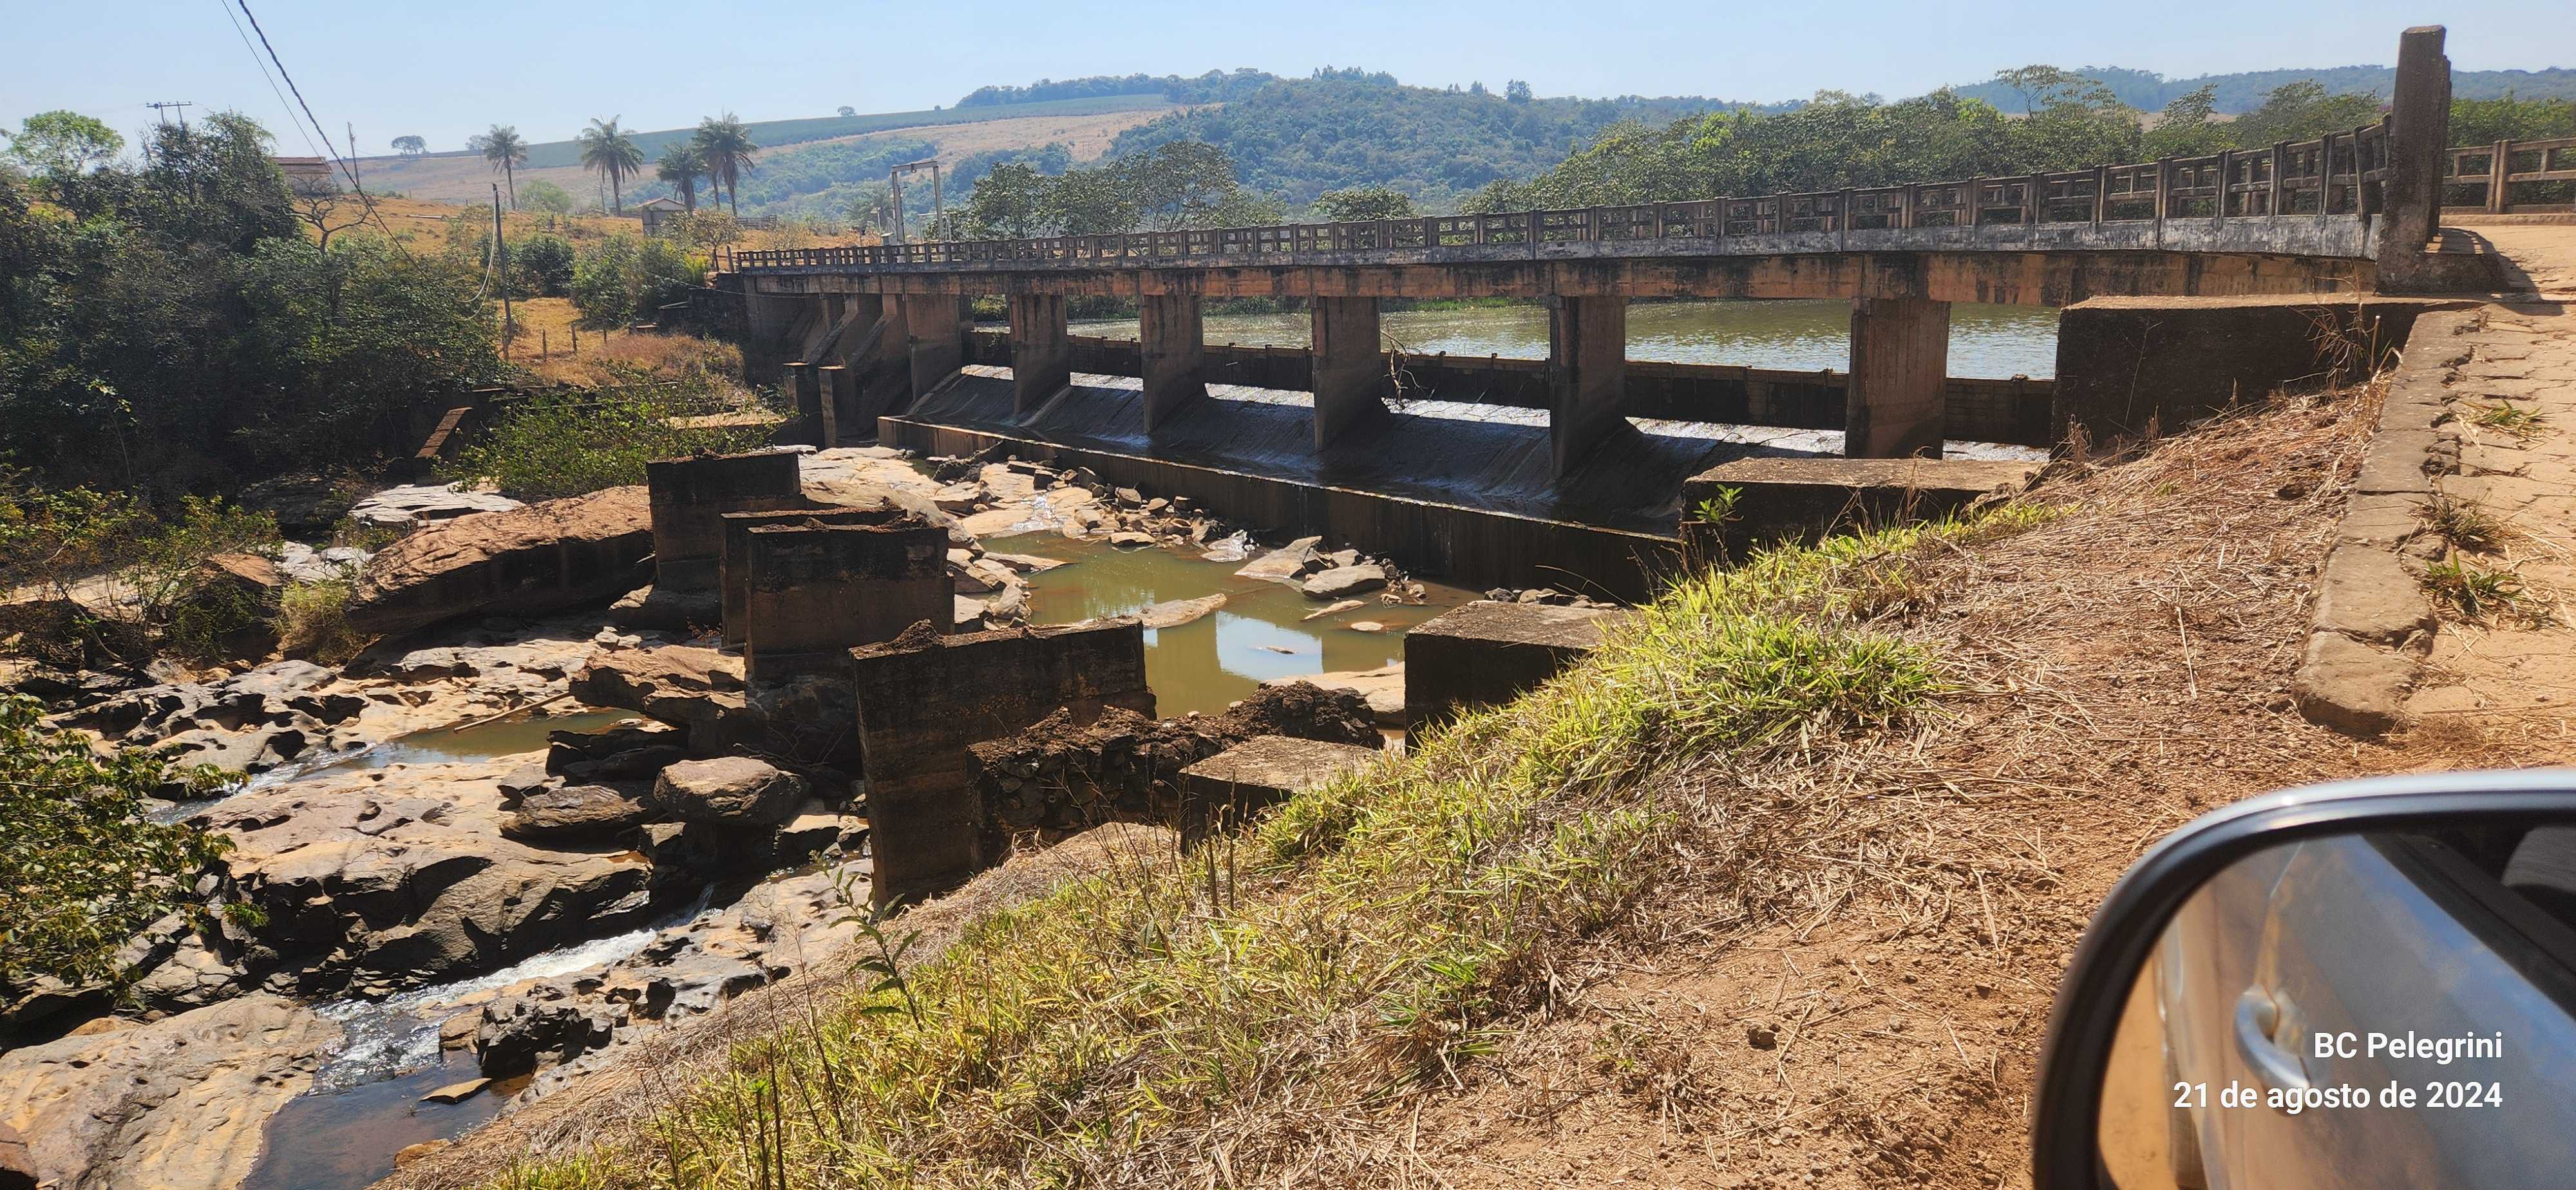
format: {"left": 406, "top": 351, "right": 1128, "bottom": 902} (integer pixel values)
{"left": 1069, "top": 297, "right": 2060, "bottom": 380}
{"left": 239, "top": 1049, "right": 507, "bottom": 1190}
{"left": 998, "top": 533, "right": 1477, "bottom": 717}
{"left": 155, "top": 708, "right": 638, "bottom": 826}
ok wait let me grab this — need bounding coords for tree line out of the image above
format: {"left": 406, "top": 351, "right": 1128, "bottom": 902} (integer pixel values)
{"left": 471, "top": 113, "right": 761, "bottom": 216}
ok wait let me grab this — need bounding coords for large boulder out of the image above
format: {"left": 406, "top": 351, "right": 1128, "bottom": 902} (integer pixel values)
{"left": 501, "top": 783, "right": 652, "bottom": 842}
{"left": 1300, "top": 563, "right": 1387, "bottom": 600}
{"left": 474, "top": 989, "right": 626, "bottom": 1077}
{"left": 652, "top": 757, "right": 806, "bottom": 827}
{"left": 568, "top": 643, "right": 757, "bottom": 755}
{"left": 346, "top": 486, "right": 652, "bottom": 638}
{"left": 0, "top": 994, "right": 336, "bottom": 1190}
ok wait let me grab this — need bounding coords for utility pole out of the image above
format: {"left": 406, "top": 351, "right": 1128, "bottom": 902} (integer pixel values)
{"left": 889, "top": 158, "right": 943, "bottom": 243}
{"left": 346, "top": 122, "right": 361, "bottom": 196}
{"left": 493, "top": 184, "right": 513, "bottom": 358}
{"left": 146, "top": 100, "right": 193, "bottom": 131}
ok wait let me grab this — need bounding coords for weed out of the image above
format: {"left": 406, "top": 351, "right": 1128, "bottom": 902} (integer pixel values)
{"left": 2469, "top": 400, "right": 2546, "bottom": 442}
{"left": 2420, "top": 492, "right": 2512, "bottom": 552}
{"left": 279, "top": 578, "right": 367, "bottom": 663}
{"left": 1690, "top": 485, "right": 1744, "bottom": 526}
{"left": 2423, "top": 552, "right": 2536, "bottom": 622}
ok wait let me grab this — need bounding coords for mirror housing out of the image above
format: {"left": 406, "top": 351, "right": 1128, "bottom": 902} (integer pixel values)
{"left": 2031, "top": 769, "right": 2576, "bottom": 1189}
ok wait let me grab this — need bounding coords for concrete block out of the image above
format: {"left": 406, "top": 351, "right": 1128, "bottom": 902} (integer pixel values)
{"left": 852, "top": 620, "right": 1155, "bottom": 907}
{"left": 645, "top": 450, "right": 804, "bottom": 594}
{"left": 1177, "top": 735, "right": 1379, "bottom": 845}
{"left": 2313, "top": 545, "right": 2433, "bottom": 646}
{"left": 719, "top": 503, "right": 908, "bottom": 647}
{"left": 2295, "top": 630, "right": 2416, "bottom": 736}
{"left": 2353, "top": 430, "right": 2440, "bottom": 495}
{"left": 2051, "top": 297, "right": 2442, "bottom": 447}
{"left": 1678, "top": 456, "right": 2040, "bottom": 563}
{"left": 1405, "top": 601, "right": 1625, "bottom": 732}
{"left": 743, "top": 518, "right": 952, "bottom": 686}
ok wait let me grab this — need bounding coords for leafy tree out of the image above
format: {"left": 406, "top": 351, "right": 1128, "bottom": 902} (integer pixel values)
{"left": 513, "top": 232, "right": 576, "bottom": 296}
{"left": 2231, "top": 79, "right": 2383, "bottom": 146}
{"left": 2451, "top": 93, "right": 2576, "bottom": 146}
{"left": 1313, "top": 185, "right": 1417, "bottom": 221}
{"left": 568, "top": 234, "right": 706, "bottom": 326}
{"left": 1506, "top": 80, "right": 1533, "bottom": 105}
{"left": 663, "top": 209, "right": 743, "bottom": 254}
{"left": 2144, "top": 84, "right": 2233, "bottom": 158}
{"left": 693, "top": 113, "right": 759, "bottom": 216}
{"left": 576, "top": 116, "right": 646, "bottom": 214}
{"left": 5, "top": 110, "right": 124, "bottom": 180}
{"left": 518, "top": 178, "right": 574, "bottom": 214}
{"left": 958, "top": 160, "right": 1050, "bottom": 238}
{"left": 471, "top": 124, "right": 527, "bottom": 207}
{"left": 837, "top": 106, "right": 858, "bottom": 118}
{"left": 391, "top": 135, "right": 426, "bottom": 156}
{"left": 656, "top": 142, "right": 706, "bottom": 211}
{"left": 444, "top": 381, "right": 772, "bottom": 500}
{"left": 0, "top": 693, "right": 236, "bottom": 992}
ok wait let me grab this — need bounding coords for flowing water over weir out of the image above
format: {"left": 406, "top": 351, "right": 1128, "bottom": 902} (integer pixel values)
{"left": 1068, "top": 297, "right": 2060, "bottom": 379}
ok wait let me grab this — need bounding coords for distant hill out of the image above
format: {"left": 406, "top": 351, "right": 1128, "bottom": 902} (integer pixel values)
{"left": 372, "top": 93, "right": 1174, "bottom": 171}
{"left": 957, "top": 70, "right": 1280, "bottom": 108}
{"left": 1103, "top": 70, "right": 1776, "bottom": 206}
{"left": 1947, "top": 64, "right": 2576, "bottom": 113}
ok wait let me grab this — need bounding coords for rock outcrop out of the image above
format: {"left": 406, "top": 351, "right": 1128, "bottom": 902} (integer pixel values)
{"left": 348, "top": 486, "right": 652, "bottom": 638}
{"left": 651, "top": 757, "right": 806, "bottom": 827}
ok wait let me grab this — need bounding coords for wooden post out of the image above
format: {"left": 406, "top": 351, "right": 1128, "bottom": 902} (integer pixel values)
{"left": 541, "top": 331, "right": 549, "bottom": 359}
{"left": 2487, "top": 139, "right": 2513, "bottom": 213}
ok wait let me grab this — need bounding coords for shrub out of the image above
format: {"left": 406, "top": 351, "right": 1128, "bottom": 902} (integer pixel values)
{"left": 279, "top": 577, "right": 366, "bottom": 663}
{"left": 569, "top": 234, "right": 708, "bottom": 328}
{"left": 519, "top": 179, "right": 575, "bottom": 214}
{"left": 0, "top": 694, "right": 235, "bottom": 991}
{"left": 514, "top": 232, "right": 576, "bottom": 297}
{"left": 443, "top": 379, "right": 775, "bottom": 500}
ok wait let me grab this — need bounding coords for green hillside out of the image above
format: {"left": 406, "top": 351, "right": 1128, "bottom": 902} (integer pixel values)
{"left": 384, "top": 93, "right": 1173, "bottom": 169}
{"left": 1949, "top": 64, "right": 2576, "bottom": 112}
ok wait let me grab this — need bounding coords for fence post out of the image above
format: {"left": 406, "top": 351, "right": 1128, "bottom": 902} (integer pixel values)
{"left": 2269, "top": 142, "right": 2288, "bottom": 216}
{"left": 2487, "top": 139, "right": 2513, "bottom": 213}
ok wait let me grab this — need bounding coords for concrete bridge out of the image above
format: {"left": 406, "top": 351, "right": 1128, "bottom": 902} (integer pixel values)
{"left": 712, "top": 27, "right": 2460, "bottom": 477}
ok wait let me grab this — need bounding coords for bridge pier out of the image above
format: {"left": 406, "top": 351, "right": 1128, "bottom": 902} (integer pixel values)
{"left": 1141, "top": 293, "right": 1208, "bottom": 431}
{"left": 1844, "top": 297, "right": 1950, "bottom": 458}
{"left": 741, "top": 289, "right": 805, "bottom": 387}
{"left": 1312, "top": 296, "right": 1389, "bottom": 448}
{"left": 1007, "top": 294, "right": 1073, "bottom": 415}
{"left": 1546, "top": 295, "right": 1627, "bottom": 478}
{"left": 902, "top": 295, "right": 968, "bottom": 405}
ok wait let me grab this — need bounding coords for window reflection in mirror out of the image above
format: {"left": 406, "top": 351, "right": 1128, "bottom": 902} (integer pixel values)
{"left": 2099, "top": 821, "right": 2576, "bottom": 1189}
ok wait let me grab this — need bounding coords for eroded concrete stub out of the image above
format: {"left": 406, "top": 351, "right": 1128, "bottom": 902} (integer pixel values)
{"left": 718, "top": 503, "right": 908, "bottom": 647}
{"left": 644, "top": 450, "right": 805, "bottom": 593}
{"left": 1405, "top": 601, "right": 1626, "bottom": 732}
{"left": 743, "top": 519, "right": 952, "bottom": 686}
{"left": 1678, "top": 456, "right": 2040, "bottom": 564}
{"left": 851, "top": 620, "right": 1155, "bottom": 907}
{"left": 1177, "top": 735, "right": 1379, "bottom": 845}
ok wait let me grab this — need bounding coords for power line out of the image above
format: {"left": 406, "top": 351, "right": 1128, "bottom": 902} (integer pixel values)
{"left": 210, "top": 0, "right": 324, "bottom": 162}
{"left": 228, "top": 0, "right": 399, "bottom": 241}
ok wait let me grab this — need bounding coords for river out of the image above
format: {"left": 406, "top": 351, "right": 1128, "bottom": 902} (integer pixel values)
{"left": 1066, "top": 298, "right": 2058, "bottom": 379}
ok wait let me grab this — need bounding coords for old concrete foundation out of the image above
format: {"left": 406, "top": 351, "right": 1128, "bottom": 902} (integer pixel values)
{"left": 742, "top": 518, "right": 952, "bottom": 686}
{"left": 1311, "top": 296, "right": 1388, "bottom": 448}
{"left": 718, "top": 502, "right": 910, "bottom": 647}
{"left": 2051, "top": 295, "right": 2460, "bottom": 446}
{"left": 1176, "top": 735, "right": 1379, "bottom": 845}
{"left": 1846, "top": 298, "right": 1951, "bottom": 458}
{"left": 629, "top": 451, "right": 806, "bottom": 628}
{"left": 852, "top": 620, "right": 1156, "bottom": 907}
{"left": 1404, "top": 601, "right": 1626, "bottom": 732}
{"left": 1141, "top": 293, "right": 1208, "bottom": 430}
{"left": 1677, "top": 456, "right": 2041, "bottom": 567}
{"left": 903, "top": 295, "right": 967, "bottom": 403}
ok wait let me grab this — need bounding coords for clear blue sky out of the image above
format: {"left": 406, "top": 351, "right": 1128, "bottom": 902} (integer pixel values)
{"left": 7, "top": 1, "right": 2572, "bottom": 156}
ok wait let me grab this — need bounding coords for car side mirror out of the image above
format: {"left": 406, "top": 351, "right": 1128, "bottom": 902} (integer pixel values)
{"left": 2032, "top": 770, "right": 2576, "bottom": 1190}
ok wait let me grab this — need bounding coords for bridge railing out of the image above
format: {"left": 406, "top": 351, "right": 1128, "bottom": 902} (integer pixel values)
{"left": 2443, "top": 136, "right": 2576, "bottom": 214}
{"left": 722, "top": 120, "right": 2392, "bottom": 273}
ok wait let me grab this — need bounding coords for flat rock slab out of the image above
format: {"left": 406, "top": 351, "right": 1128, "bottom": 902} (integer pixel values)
{"left": 1405, "top": 601, "right": 1627, "bottom": 731}
{"left": 349, "top": 484, "right": 524, "bottom": 529}
{"left": 349, "top": 486, "right": 652, "bottom": 638}
{"left": 1140, "top": 593, "right": 1227, "bottom": 629}
{"left": 1301, "top": 563, "right": 1387, "bottom": 600}
{"left": 1235, "top": 536, "right": 1321, "bottom": 583}
{"left": 1268, "top": 665, "right": 1404, "bottom": 725}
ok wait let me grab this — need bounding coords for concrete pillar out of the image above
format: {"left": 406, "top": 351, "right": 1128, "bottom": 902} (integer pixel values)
{"left": 816, "top": 365, "right": 849, "bottom": 445}
{"left": 2374, "top": 26, "right": 2452, "bottom": 290}
{"left": 902, "top": 294, "right": 967, "bottom": 404}
{"left": 1546, "top": 296, "right": 1627, "bottom": 478}
{"left": 781, "top": 362, "right": 826, "bottom": 446}
{"left": 644, "top": 449, "right": 805, "bottom": 595}
{"left": 1311, "top": 296, "right": 1388, "bottom": 448}
{"left": 1845, "top": 297, "right": 1950, "bottom": 458}
{"left": 1140, "top": 292, "right": 1208, "bottom": 431}
{"left": 1007, "top": 294, "right": 1072, "bottom": 415}
{"left": 741, "top": 288, "right": 800, "bottom": 386}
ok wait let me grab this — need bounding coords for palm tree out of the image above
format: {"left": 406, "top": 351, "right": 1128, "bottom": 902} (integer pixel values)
{"left": 692, "top": 113, "right": 759, "bottom": 216}
{"left": 576, "top": 117, "right": 645, "bottom": 214}
{"left": 656, "top": 143, "right": 706, "bottom": 211}
{"left": 471, "top": 124, "right": 527, "bottom": 208}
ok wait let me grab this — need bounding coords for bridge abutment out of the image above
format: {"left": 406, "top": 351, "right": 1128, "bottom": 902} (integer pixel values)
{"left": 1141, "top": 293, "right": 1209, "bottom": 430}
{"left": 1007, "top": 294, "right": 1073, "bottom": 416}
{"left": 1546, "top": 295, "right": 1628, "bottom": 478}
{"left": 902, "top": 295, "right": 968, "bottom": 406}
{"left": 1844, "top": 297, "right": 1951, "bottom": 458}
{"left": 1311, "top": 296, "right": 1388, "bottom": 448}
